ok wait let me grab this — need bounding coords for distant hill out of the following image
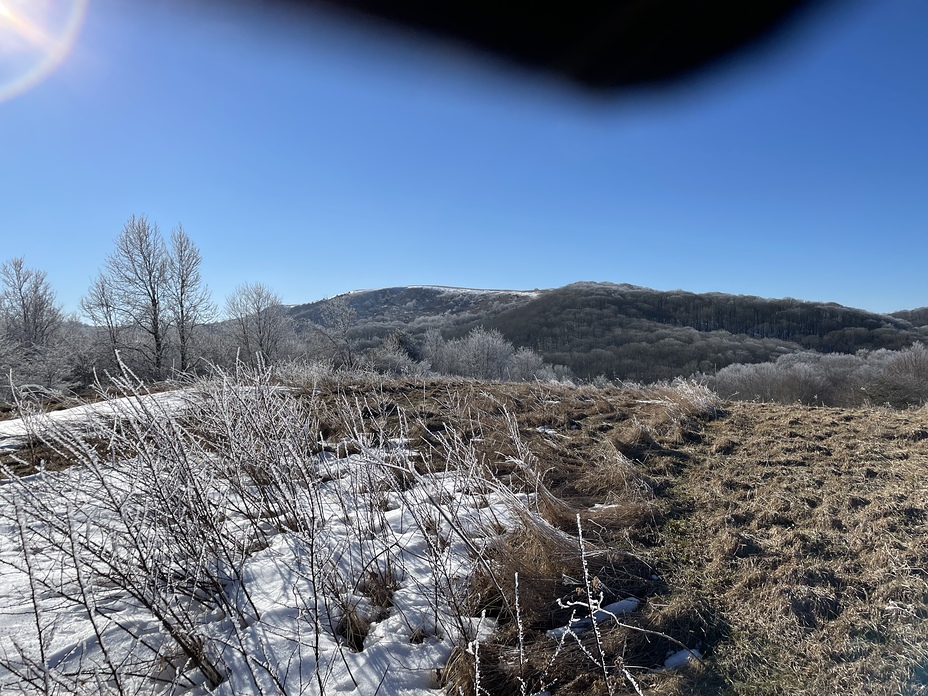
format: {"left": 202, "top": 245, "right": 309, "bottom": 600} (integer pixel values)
{"left": 289, "top": 283, "right": 928, "bottom": 381}
{"left": 486, "top": 283, "right": 926, "bottom": 380}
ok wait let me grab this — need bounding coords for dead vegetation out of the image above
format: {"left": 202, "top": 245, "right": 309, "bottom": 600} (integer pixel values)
{"left": 0, "top": 433, "right": 111, "bottom": 477}
{"left": 285, "top": 374, "right": 926, "bottom": 695}
{"left": 3, "top": 369, "right": 925, "bottom": 694}
{"left": 665, "top": 401, "right": 928, "bottom": 695}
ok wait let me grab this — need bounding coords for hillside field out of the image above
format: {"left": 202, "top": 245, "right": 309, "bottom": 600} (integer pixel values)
{"left": 1, "top": 370, "right": 926, "bottom": 694}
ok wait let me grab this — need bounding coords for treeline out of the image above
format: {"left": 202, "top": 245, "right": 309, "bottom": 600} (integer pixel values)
{"left": 0, "top": 217, "right": 563, "bottom": 401}
{"left": 290, "top": 286, "right": 532, "bottom": 328}
{"left": 6, "top": 230, "right": 928, "bottom": 405}
{"left": 0, "top": 258, "right": 73, "bottom": 395}
{"left": 704, "top": 343, "right": 928, "bottom": 408}
{"left": 284, "top": 283, "right": 928, "bottom": 384}
{"left": 890, "top": 307, "right": 928, "bottom": 328}
{"left": 289, "top": 287, "right": 536, "bottom": 360}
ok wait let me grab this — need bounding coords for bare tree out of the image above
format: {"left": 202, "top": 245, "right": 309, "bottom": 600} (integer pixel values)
{"left": 419, "top": 327, "right": 555, "bottom": 381}
{"left": 421, "top": 328, "right": 450, "bottom": 373}
{"left": 225, "top": 282, "right": 290, "bottom": 365}
{"left": 82, "top": 216, "right": 216, "bottom": 379}
{"left": 0, "top": 258, "right": 68, "bottom": 393}
{"left": 81, "top": 215, "right": 171, "bottom": 379}
{"left": 456, "top": 327, "right": 515, "bottom": 380}
{"left": 510, "top": 346, "right": 555, "bottom": 381}
{"left": 310, "top": 295, "right": 358, "bottom": 367}
{"left": 80, "top": 272, "right": 121, "bottom": 361}
{"left": 168, "top": 225, "right": 214, "bottom": 372}
{"left": 0, "top": 257, "right": 62, "bottom": 348}
{"left": 870, "top": 341, "right": 928, "bottom": 407}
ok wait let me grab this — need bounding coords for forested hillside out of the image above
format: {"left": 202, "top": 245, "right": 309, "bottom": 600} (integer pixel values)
{"left": 891, "top": 307, "right": 928, "bottom": 327}
{"left": 483, "top": 282, "right": 926, "bottom": 381}
{"left": 4, "top": 235, "right": 927, "bottom": 398}
{"left": 285, "top": 283, "right": 928, "bottom": 383}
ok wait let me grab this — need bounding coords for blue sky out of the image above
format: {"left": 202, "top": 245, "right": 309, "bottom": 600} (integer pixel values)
{"left": 1, "top": 0, "right": 926, "bottom": 315}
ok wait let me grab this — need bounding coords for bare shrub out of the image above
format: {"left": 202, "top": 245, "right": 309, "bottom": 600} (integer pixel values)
{"left": 2, "top": 362, "right": 714, "bottom": 695}
{"left": 1, "top": 362, "right": 576, "bottom": 694}
{"left": 421, "top": 327, "right": 564, "bottom": 382}
{"left": 707, "top": 344, "right": 928, "bottom": 408}
{"left": 224, "top": 282, "right": 294, "bottom": 366}
{"left": 867, "top": 342, "right": 928, "bottom": 407}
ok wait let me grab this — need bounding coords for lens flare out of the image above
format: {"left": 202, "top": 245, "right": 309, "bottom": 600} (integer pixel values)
{"left": 0, "top": 0, "right": 88, "bottom": 102}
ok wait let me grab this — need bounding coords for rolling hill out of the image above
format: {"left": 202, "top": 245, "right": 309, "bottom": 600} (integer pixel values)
{"left": 289, "top": 283, "right": 928, "bottom": 381}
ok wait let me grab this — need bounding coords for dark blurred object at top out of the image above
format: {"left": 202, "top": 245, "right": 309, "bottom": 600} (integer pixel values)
{"left": 265, "top": 0, "right": 832, "bottom": 91}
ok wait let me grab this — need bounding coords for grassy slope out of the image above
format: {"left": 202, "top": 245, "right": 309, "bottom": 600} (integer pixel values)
{"left": 4, "top": 376, "right": 926, "bottom": 694}
{"left": 665, "top": 402, "right": 928, "bottom": 695}
{"left": 298, "top": 378, "right": 928, "bottom": 695}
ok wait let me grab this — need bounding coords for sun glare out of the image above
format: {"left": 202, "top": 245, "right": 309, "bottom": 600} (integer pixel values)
{"left": 0, "top": 0, "right": 88, "bottom": 102}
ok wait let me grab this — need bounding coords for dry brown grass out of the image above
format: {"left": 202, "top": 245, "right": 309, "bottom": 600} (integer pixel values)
{"left": 658, "top": 401, "right": 928, "bottom": 695}
{"left": 323, "top": 379, "right": 925, "bottom": 695}
{"left": 0, "top": 434, "right": 110, "bottom": 478}
{"left": 308, "top": 379, "right": 717, "bottom": 695}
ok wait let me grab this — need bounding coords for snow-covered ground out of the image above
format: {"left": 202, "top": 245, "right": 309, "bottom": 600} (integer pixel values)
{"left": 0, "top": 390, "right": 191, "bottom": 450}
{"left": 0, "top": 450, "right": 515, "bottom": 694}
{"left": 0, "top": 383, "right": 522, "bottom": 694}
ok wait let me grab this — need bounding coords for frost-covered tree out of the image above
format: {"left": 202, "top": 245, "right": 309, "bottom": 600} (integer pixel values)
{"left": 510, "top": 346, "right": 555, "bottom": 381}
{"left": 420, "top": 327, "right": 558, "bottom": 381}
{"left": 81, "top": 216, "right": 213, "bottom": 379}
{"left": 0, "top": 257, "right": 66, "bottom": 393}
{"left": 225, "top": 282, "right": 291, "bottom": 365}
{"left": 421, "top": 328, "right": 451, "bottom": 374}
{"left": 168, "top": 225, "right": 215, "bottom": 372}
{"left": 80, "top": 215, "right": 171, "bottom": 378}
{"left": 454, "top": 327, "right": 514, "bottom": 380}
{"left": 868, "top": 342, "right": 928, "bottom": 407}
{"left": 308, "top": 295, "right": 358, "bottom": 367}
{"left": 0, "top": 257, "right": 62, "bottom": 348}
{"left": 371, "top": 332, "right": 429, "bottom": 376}
{"left": 80, "top": 272, "right": 122, "bottom": 366}
{"left": 707, "top": 344, "right": 928, "bottom": 408}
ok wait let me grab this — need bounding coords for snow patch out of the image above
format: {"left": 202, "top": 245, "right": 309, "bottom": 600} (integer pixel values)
{"left": 546, "top": 598, "right": 640, "bottom": 639}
